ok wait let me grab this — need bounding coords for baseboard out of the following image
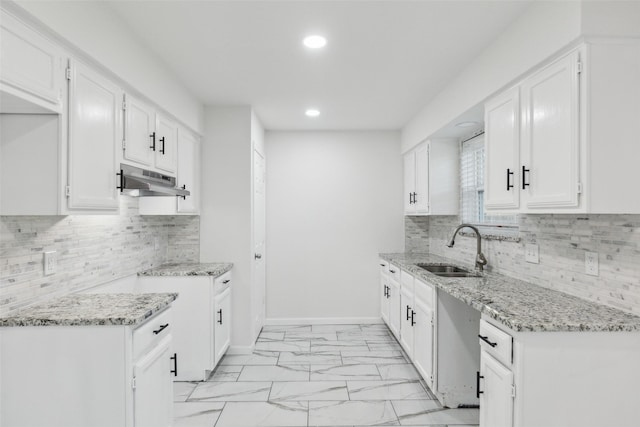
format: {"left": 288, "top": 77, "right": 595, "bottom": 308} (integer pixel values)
{"left": 227, "top": 343, "right": 255, "bottom": 355}
{"left": 265, "top": 317, "right": 383, "bottom": 326}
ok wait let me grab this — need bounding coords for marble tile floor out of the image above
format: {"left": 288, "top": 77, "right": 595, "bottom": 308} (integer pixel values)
{"left": 173, "top": 324, "right": 479, "bottom": 427}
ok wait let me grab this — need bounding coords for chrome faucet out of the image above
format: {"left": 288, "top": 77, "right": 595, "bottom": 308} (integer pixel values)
{"left": 447, "top": 224, "right": 488, "bottom": 272}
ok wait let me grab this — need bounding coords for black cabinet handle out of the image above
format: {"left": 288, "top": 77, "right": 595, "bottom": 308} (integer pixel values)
{"left": 476, "top": 371, "right": 484, "bottom": 398}
{"left": 176, "top": 184, "right": 187, "bottom": 200}
{"left": 149, "top": 132, "right": 156, "bottom": 151}
{"left": 411, "top": 310, "right": 416, "bottom": 326}
{"left": 412, "top": 192, "right": 417, "bottom": 204}
{"left": 389, "top": 269, "right": 396, "bottom": 274}
{"left": 116, "top": 169, "right": 124, "bottom": 193}
{"left": 380, "top": 263, "right": 386, "bottom": 267}
{"left": 217, "top": 309, "right": 223, "bottom": 325}
{"left": 170, "top": 353, "right": 177, "bottom": 377}
{"left": 223, "top": 279, "right": 230, "bottom": 284}
{"left": 406, "top": 305, "right": 411, "bottom": 321}
{"left": 153, "top": 323, "right": 169, "bottom": 335}
{"left": 408, "top": 193, "right": 412, "bottom": 204}
{"left": 159, "top": 136, "right": 165, "bottom": 155}
{"left": 479, "top": 335, "right": 498, "bottom": 347}
{"left": 506, "top": 168, "right": 514, "bottom": 191}
{"left": 522, "top": 165, "right": 530, "bottom": 189}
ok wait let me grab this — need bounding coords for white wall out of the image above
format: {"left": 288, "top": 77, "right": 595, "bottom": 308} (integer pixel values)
{"left": 265, "top": 131, "right": 404, "bottom": 323}
{"left": 401, "top": 0, "right": 582, "bottom": 152}
{"left": 15, "top": 0, "right": 203, "bottom": 133}
{"left": 200, "top": 106, "right": 254, "bottom": 351}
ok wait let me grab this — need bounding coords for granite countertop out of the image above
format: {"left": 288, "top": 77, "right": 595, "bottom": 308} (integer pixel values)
{"left": 380, "top": 252, "right": 640, "bottom": 333}
{"left": 138, "top": 262, "right": 233, "bottom": 277}
{"left": 0, "top": 293, "right": 177, "bottom": 327}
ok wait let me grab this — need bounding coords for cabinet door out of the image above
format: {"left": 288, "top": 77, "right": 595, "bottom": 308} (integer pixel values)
{"left": 413, "top": 300, "right": 434, "bottom": 390}
{"left": 123, "top": 95, "right": 154, "bottom": 167}
{"left": 154, "top": 113, "right": 178, "bottom": 174}
{"left": 484, "top": 87, "right": 520, "bottom": 210}
{"left": 520, "top": 51, "right": 580, "bottom": 210}
{"left": 67, "top": 60, "right": 120, "bottom": 211}
{"left": 177, "top": 129, "right": 199, "bottom": 213}
{"left": 0, "top": 10, "right": 63, "bottom": 112}
{"left": 380, "top": 275, "right": 390, "bottom": 326}
{"left": 479, "top": 351, "right": 514, "bottom": 427}
{"left": 414, "top": 143, "right": 429, "bottom": 214}
{"left": 399, "top": 287, "right": 415, "bottom": 359}
{"left": 388, "top": 280, "right": 401, "bottom": 339}
{"left": 214, "top": 287, "right": 231, "bottom": 365}
{"left": 134, "top": 336, "right": 173, "bottom": 427}
{"left": 404, "top": 152, "right": 416, "bottom": 214}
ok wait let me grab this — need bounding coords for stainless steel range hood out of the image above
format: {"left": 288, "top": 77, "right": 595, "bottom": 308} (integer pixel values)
{"left": 118, "top": 164, "right": 190, "bottom": 197}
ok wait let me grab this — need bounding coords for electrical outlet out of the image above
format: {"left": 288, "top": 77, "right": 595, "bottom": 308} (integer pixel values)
{"left": 585, "top": 251, "right": 599, "bottom": 276}
{"left": 525, "top": 243, "right": 539, "bottom": 264}
{"left": 43, "top": 251, "right": 57, "bottom": 276}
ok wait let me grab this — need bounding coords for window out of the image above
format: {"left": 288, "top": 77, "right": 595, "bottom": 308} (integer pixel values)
{"left": 460, "top": 133, "right": 518, "bottom": 233}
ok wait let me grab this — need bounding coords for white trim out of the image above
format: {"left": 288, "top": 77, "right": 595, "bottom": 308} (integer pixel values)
{"left": 227, "top": 343, "right": 255, "bottom": 355}
{"left": 265, "top": 317, "right": 383, "bottom": 326}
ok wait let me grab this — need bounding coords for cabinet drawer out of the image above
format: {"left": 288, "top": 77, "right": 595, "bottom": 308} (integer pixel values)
{"left": 479, "top": 320, "right": 512, "bottom": 367}
{"left": 388, "top": 263, "right": 401, "bottom": 283}
{"left": 401, "top": 271, "right": 414, "bottom": 294}
{"left": 215, "top": 271, "right": 232, "bottom": 294}
{"left": 414, "top": 278, "right": 434, "bottom": 308}
{"left": 379, "top": 259, "right": 389, "bottom": 275}
{"left": 133, "top": 307, "right": 173, "bottom": 360}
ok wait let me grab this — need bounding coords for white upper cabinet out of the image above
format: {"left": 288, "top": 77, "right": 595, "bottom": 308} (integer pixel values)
{"left": 177, "top": 129, "right": 200, "bottom": 213}
{"left": 154, "top": 113, "right": 178, "bottom": 174}
{"left": 67, "top": 59, "right": 120, "bottom": 211}
{"left": 123, "top": 94, "right": 155, "bottom": 167}
{"left": 520, "top": 51, "right": 580, "bottom": 210}
{"left": 484, "top": 87, "right": 520, "bottom": 210}
{"left": 404, "top": 139, "right": 458, "bottom": 216}
{"left": 485, "top": 41, "right": 640, "bottom": 214}
{"left": 0, "top": 9, "right": 63, "bottom": 113}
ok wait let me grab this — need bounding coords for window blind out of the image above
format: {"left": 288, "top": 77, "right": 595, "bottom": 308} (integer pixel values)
{"left": 460, "top": 134, "right": 518, "bottom": 229}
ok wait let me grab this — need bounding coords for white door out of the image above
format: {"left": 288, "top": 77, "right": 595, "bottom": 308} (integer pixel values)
{"left": 484, "top": 87, "right": 520, "bottom": 210}
{"left": 214, "top": 287, "right": 231, "bottom": 365}
{"left": 520, "top": 51, "right": 580, "bottom": 210}
{"left": 133, "top": 336, "right": 173, "bottom": 427}
{"left": 381, "top": 275, "right": 390, "bottom": 325}
{"left": 403, "top": 152, "right": 415, "bottom": 214}
{"left": 67, "top": 60, "right": 119, "bottom": 211}
{"left": 479, "top": 351, "right": 514, "bottom": 427}
{"left": 123, "top": 94, "right": 154, "bottom": 167}
{"left": 414, "top": 143, "right": 429, "bottom": 213}
{"left": 413, "top": 299, "right": 434, "bottom": 389}
{"left": 177, "top": 130, "right": 198, "bottom": 213}
{"left": 388, "top": 280, "right": 401, "bottom": 339}
{"left": 399, "top": 287, "right": 415, "bottom": 359}
{"left": 252, "top": 148, "right": 266, "bottom": 339}
{"left": 154, "top": 113, "right": 177, "bottom": 174}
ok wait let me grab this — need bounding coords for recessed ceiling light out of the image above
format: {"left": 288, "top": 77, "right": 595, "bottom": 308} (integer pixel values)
{"left": 305, "top": 109, "right": 320, "bottom": 117}
{"left": 455, "top": 121, "right": 479, "bottom": 128}
{"left": 303, "top": 35, "right": 327, "bottom": 49}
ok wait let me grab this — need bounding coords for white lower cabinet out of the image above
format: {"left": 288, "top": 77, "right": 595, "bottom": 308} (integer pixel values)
{"left": 399, "top": 271, "right": 415, "bottom": 358}
{"left": 380, "top": 260, "right": 390, "bottom": 325}
{"left": 413, "top": 278, "right": 435, "bottom": 390}
{"left": 0, "top": 307, "right": 174, "bottom": 427}
{"left": 138, "top": 271, "right": 232, "bottom": 380}
{"left": 479, "top": 350, "right": 514, "bottom": 427}
{"left": 387, "top": 264, "right": 401, "bottom": 339}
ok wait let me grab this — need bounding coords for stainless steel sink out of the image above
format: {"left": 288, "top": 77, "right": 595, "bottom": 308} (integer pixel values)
{"left": 415, "top": 263, "right": 480, "bottom": 278}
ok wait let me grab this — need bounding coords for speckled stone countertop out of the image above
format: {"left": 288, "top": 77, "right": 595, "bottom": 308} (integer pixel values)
{"left": 380, "top": 252, "right": 640, "bottom": 333}
{"left": 0, "top": 293, "right": 177, "bottom": 327}
{"left": 138, "top": 262, "right": 233, "bottom": 277}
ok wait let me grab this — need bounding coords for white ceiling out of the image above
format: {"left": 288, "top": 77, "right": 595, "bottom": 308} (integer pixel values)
{"left": 109, "top": 0, "right": 532, "bottom": 131}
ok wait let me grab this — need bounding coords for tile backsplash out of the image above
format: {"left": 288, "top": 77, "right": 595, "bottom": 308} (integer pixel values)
{"left": 0, "top": 197, "right": 199, "bottom": 315}
{"left": 406, "top": 215, "right": 640, "bottom": 316}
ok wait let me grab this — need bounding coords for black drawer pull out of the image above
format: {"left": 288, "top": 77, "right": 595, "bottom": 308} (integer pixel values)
{"left": 380, "top": 263, "right": 386, "bottom": 267}
{"left": 222, "top": 279, "right": 230, "bottom": 284}
{"left": 389, "top": 269, "right": 396, "bottom": 273}
{"left": 479, "top": 334, "right": 498, "bottom": 347}
{"left": 217, "top": 309, "right": 223, "bottom": 325}
{"left": 153, "top": 323, "right": 169, "bottom": 335}
{"left": 477, "top": 371, "right": 484, "bottom": 398}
